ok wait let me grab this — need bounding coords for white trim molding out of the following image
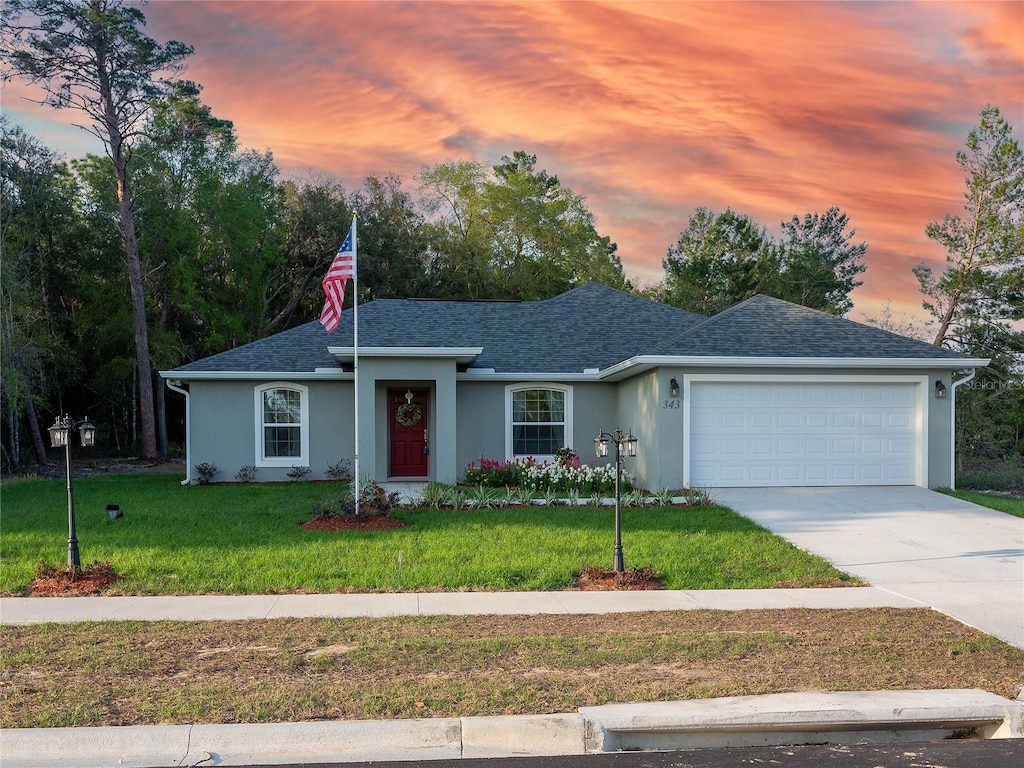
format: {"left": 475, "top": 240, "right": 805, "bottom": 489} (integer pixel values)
{"left": 504, "top": 382, "right": 574, "bottom": 462}
{"left": 160, "top": 370, "right": 350, "bottom": 381}
{"left": 254, "top": 382, "right": 310, "bottom": 468}
{"left": 599, "top": 355, "right": 990, "bottom": 381}
{"left": 328, "top": 346, "right": 482, "bottom": 364}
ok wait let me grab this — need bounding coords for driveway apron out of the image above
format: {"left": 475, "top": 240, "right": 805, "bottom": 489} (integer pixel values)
{"left": 714, "top": 486, "right": 1024, "bottom": 649}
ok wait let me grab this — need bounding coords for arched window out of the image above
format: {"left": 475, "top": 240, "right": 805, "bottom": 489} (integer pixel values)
{"left": 254, "top": 383, "right": 309, "bottom": 467}
{"left": 505, "top": 384, "right": 573, "bottom": 461}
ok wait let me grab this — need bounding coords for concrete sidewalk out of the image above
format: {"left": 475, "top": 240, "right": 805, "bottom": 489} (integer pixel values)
{"left": 0, "top": 585, "right": 925, "bottom": 625}
{"left": 715, "top": 486, "right": 1024, "bottom": 649}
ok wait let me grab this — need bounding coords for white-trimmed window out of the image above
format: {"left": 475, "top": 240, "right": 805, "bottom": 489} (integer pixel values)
{"left": 505, "top": 384, "right": 572, "bottom": 460}
{"left": 255, "top": 383, "right": 309, "bottom": 467}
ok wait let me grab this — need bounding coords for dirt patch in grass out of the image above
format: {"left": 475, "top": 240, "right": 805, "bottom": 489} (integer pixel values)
{"left": 300, "top": 515, "right": 408, "bottom": 532}
{"left": 3, "top": 609, "right": 1022, "bottom": 728}
{"left": 25, "top": 561, "right": 121, "bottom": 596}
{"left": 573, "top": 565, "right": 663, "bottom": 590}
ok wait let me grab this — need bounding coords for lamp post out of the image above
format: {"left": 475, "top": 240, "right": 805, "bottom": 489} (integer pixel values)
{"left": 594, "top": 428, "right": 638, "bottom": 573}
{"left": 47, "top": 415, "right": 96, "bottom": 571}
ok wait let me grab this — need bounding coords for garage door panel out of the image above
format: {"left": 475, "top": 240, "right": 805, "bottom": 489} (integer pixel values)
{"left": 689, "top": 381, "right": 919, "bottom": 487}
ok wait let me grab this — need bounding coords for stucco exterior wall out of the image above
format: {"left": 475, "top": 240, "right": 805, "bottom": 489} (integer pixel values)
{"left": 361, "top": 357, "right": 458, "bottom": 483}
{"left": 454, "top": 380, "right": 619, "bottom": 481}
{"left": 177, "top": 363, "right": 961, "bottom": 490}
{"left": 186, "top": 379, "right": 352, "bottom": 482}
{"left": 646, "top": 365, "right": 957, "bottom": 490}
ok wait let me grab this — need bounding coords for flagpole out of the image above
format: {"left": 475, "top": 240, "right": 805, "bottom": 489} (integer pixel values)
{"left": 352, "top": 214, "right": 360, "bottom": 517}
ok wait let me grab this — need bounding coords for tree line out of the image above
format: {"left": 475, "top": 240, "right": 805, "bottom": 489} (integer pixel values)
{"left": 2, "top": 1, "right": 1020, "bottom": 471}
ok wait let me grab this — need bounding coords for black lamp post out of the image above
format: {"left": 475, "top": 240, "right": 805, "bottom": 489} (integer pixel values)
{"left": 594, "top": 428, "right": 638, "bottom": 573}
{"left": 47, "top": 415, "right": 96, "bottom": 571}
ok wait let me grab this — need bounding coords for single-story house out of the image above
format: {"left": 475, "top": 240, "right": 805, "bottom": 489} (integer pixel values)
{"left": 162, "top": 282, "right": 987, "bottom": 489}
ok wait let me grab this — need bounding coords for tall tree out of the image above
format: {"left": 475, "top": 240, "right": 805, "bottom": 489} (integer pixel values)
{"left": 913, "top": 105, "right": 1023, "bottom": 353}
{"left": 662, "top": 206, "right": 866, "bottom": 316}
{"left": 418, "top": 151, "right": 626, "bottom": 300}
{"left": 0, "top": 119, "right": 85, "bottom": 468}
{"left": 776, "top": 206, "right": 867, "bottom": 315}
{"left": 349, "top": 174, "right": 427, "bottom": 301}
{"left": 265, "top": 176, "right": 352, "bottom": 333}
{"left": 662, "top": 207, "right": 775, "bottom": 315}
{"left": 2, "top": 0, "right": 193, "bottom": 458}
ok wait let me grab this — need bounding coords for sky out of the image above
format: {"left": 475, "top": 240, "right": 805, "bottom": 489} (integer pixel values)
{"left": 3, "top": 0, "right": 1022, "bottom": 323}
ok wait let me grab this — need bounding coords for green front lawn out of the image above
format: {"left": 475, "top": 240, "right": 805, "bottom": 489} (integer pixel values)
{"left": 943, "top": 488, "right": 1024, "bottom": 518}
{"left": 0, "top": 474, "right": 854, "bottom": 594}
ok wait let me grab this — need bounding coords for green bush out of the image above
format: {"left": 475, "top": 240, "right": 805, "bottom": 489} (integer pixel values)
{"left": 957, "top": 459, "right": 1024, "bottom": 493}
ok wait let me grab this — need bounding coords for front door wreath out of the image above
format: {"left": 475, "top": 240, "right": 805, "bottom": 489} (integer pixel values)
{"left": 396, "top": 402, "right": 422, "bottom": 427}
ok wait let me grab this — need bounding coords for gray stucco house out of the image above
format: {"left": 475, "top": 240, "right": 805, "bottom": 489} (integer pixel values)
{"left": 162, "top": 282, "right": 987, "bottom": 489}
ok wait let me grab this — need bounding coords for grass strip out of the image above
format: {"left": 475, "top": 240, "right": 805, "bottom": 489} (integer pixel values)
{"left": 943, "top": 489, "right": 1024, "bottom": 518}
{"left": 2, "top": 609, "right": 1021, "bottom": 728}
{"left": 0, "top": 474, "right": 854, "bottom": 594}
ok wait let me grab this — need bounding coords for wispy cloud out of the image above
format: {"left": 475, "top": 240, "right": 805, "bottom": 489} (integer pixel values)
{"left": 8, "top": 0, "right": 1022, "bottom": 319}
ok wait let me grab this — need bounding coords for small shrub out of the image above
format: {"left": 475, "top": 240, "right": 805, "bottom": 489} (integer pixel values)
{"left": 622, "top": 489, "right": 646, "bottom": 508}
{"left": 957, "top": 459, "right": 1024, "bottom": 493}
{"left": 353, "top": 479, "right": 400, "bottom": 517}
{"left": 311, "top": 496, "right": 347, "bottom": 520}
{"left": 287, "top": 465, "right": 311, "bottom": 482}
{"left": 309, "top": 480, "right": 399, "bottom": 520}
{"left": 682, "top": 486, "right": 715, "bottom": 507}
{"left": 193, "top": 462, "right": 219, "bottom": 485}
{"left": 421, "top": 481, "right": 451, "bottom": 510}
{"left": 325, "top": 459, "right": 353, "bottom": 482}
{"left": 235, "top": 465, "right": 257, "bottom": 483}
{"left": 653, "top": 487, "right": 675, "bottom": 506}
{"left": 541, "top": 486, "right": 562, "bottom": 507}
{"left": 514, "top": 487, "right": 536, "bottom": 506}
{"left": 442, "top": 484, "right": 467, "bottom": 509}
{"left": 467, "top": 485, "right": 501, "bottom": 509}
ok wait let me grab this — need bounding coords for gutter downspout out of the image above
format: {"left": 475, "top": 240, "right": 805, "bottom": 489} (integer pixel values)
{"left": 165, "top": 379, "right": 192, "bottom": 486}
{"left": 949, "top": 368, "right": 976, "bottom": 491}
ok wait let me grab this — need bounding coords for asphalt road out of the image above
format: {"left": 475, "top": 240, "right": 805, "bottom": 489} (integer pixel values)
{"left": 220, "top": 738, "right": 1024, "bottom": 768}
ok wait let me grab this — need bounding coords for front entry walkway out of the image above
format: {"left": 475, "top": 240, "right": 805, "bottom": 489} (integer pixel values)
{"left": 714, "top": 486, "right": 1024, "bottom": 649}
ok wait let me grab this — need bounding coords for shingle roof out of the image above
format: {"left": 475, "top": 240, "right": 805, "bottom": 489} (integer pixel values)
{"left": 643, "top": 294, "right": 970, "bottom": 359}
{"left": 168, "top": 282, "right": 706, "bottom": 375}
{"left": 167, "top": 286, "right": 977, "bottom": 377}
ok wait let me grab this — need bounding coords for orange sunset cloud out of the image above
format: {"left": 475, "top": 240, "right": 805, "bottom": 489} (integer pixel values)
{"left": 4, "top": 0, "right": 1021, "bottom": 323}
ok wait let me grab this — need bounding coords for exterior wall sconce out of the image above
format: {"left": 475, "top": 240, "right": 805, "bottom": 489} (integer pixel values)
{"left": 48, "top": 415, "right": 97, "bottom": 571}
{"left": 669, "top": 378, "right": 680, "bottom": 398}
{"left": 935, "top": 380, "right": 947, "bottom": 399}
{"left": 594, "top": 428, "right": 639, "bottom": 572}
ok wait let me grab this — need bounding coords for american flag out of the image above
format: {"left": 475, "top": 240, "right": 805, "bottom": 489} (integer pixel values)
{"left": 319, "top": 223, "right": 355, "bottom": 333}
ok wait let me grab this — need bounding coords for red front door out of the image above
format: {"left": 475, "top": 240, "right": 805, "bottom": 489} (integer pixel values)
{"left": 389, "top": 388, "right": 429, "bottom": 477}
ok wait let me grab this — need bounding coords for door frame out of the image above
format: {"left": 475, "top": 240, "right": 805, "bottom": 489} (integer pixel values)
{"left": 387, "top": 387, "right": 431, "bottom": 478}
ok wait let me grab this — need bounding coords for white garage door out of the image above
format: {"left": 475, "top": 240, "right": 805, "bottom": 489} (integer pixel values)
{"left": 688, "top": 380, "right": 921, "bottom": 487}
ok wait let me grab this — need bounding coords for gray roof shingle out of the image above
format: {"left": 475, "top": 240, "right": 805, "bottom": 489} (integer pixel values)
{"left": 644, "top": 294, "right": 970, "bottom": 359}
{"left": 168, "top": 282, "right": 705, "bottom": 375}
{"left": 167, "top": 286, "right": 976, "bottom": 376}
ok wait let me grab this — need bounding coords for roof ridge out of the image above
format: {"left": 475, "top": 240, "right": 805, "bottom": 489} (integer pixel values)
{"left": 639, "top": 295, "right": 766, "bottom": 354}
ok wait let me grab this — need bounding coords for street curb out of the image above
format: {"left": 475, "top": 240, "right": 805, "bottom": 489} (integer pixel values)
{"left": 2, "top": 690, "right": 1022, "bottom": 767}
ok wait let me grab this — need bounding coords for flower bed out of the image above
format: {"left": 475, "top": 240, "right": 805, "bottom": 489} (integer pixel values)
{"left": 464, "top": 455, "right": 629, "bottom": 494}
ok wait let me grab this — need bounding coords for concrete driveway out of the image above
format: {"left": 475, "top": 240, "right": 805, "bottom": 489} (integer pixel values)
{"left": 714, "top": 486, "right": 1024, "bottom": 649}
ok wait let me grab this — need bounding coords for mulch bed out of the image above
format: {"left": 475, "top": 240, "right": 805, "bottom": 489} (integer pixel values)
{"left": 26, "top": 561, "right": 121, "bottom": 596}
{"left": 300, "top": 515, "right": 408, "bottom": 532}
{"left": 572, "top": 565, "right": 664, "bottom": 590}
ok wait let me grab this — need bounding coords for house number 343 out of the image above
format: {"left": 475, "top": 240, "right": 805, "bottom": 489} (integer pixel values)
{"left": 662, "top": 399, "right": 681, "bottom": 409}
